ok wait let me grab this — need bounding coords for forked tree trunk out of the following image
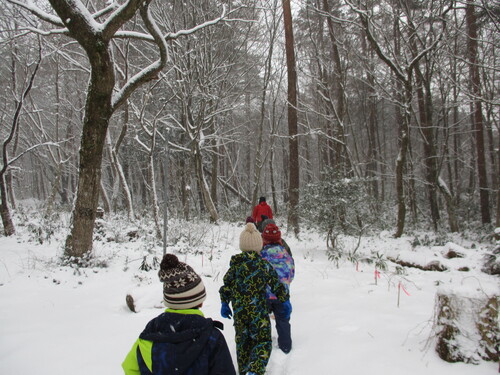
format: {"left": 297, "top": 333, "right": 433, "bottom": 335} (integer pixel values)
{"left": 64, "top": 61, "right": 114, "bottom": 257}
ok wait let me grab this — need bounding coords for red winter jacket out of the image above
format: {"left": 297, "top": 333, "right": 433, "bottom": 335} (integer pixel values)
{"left": 252, "top": 202, "right": 273, "bottom": 223}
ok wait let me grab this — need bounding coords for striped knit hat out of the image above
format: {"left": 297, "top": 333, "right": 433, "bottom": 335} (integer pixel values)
{"left": 158, "top": 254, "right": 206, "bottom": 309}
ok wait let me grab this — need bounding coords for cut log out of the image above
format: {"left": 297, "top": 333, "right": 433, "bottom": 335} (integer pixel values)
{"left": 433, "top": 287, "right": 499, "bottom": 364}
{"left": 388, "top": 256, "right": 448, "bottom": 272}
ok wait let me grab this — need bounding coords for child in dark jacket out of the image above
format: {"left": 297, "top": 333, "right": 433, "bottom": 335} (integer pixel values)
{"left": 122, "top": 254, "right": 236, "bottom": 375}
{"left": 261, "top": 223, "right": 295, "bottom": 354}
{"left": 219, "top": 223, "right": 290, "bottom": 375}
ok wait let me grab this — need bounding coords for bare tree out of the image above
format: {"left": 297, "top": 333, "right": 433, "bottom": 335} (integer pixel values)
{"left": 0, "top": 50, "right": 41, "bottom": 235}
{"left": 351, "top": 0, "right": 451, "bottom": 237}
{"left": 8, "top": 0, "right": 226, "bottom": 259}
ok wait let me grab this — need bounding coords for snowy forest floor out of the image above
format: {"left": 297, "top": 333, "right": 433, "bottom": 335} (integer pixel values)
{"left": 0, "top": 208, "right": 498, "bottom": 375}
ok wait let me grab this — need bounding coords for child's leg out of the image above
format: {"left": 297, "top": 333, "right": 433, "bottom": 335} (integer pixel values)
{"left": 235, "top": 324, "right": 252, "bottom": 375}
{"left": 247, "top": 316, "right": 272, "bottom": 375}
{"left": 270, "top": 299, "right": 292, "bottom": 353}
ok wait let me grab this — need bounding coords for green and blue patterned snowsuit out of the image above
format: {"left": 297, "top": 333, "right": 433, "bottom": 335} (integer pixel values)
{"left": 219, "top": 251, "right": 288, "bottom": 375}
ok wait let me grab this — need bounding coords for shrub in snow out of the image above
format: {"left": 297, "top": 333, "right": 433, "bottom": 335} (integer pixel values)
{"left": 167, "top": 219, "right": 213, "bottom": 250}
{"left": 482, "top": 228, "right": 500, "bottom": 276}
{"left": 300, "top": 169, "right": 374, "bottom": 249}
{"left": 411, "top": 232, "right": 451, "bottom": 248}
{"left": 432, "top": 285, "right": 499, "bottom": 364}
{"left": 60, "top": 253, "right": 108, "bottom": 269}
{"left": 140, "top": 254, "right": 160, "bottom": 271}
{"left": 481, "top": 246, "right": 500, "bottom": 276}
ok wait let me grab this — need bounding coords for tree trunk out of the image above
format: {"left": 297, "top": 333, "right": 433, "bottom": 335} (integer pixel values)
{"left": 361, "top": 31, "right": 379, "bottom": 200}
{"left": 323, "top": 0, "right": 351, "bottom": 176}
{"left": 394, "top": 82, "right": 412, "bottom": 238}
{"left": 99, "top": 180, "right": 111, "bottom": 214}
{"left": 148, "top": 152, "right": 162, "bottom": 239}
{"left": 210, "top": 140, "right": 219, "bottom": 210}
{"left": 0, "top": 175, "right": 15, "bottom": 236}
{"left": 109, "top": 103, "right": 134, "bottom": 218}
{"left": 180, "top": 157, "right": 190, "bottom": 221}
{"left": 282, "top": 0, "right": 299, "bottom": 235}
{"left": 438, "top": 178, "right": 459, "bottom": 232}
{"left": 193, "top": 143, "right": 219, "bottom": 222}
{"left": 64, "top": 41, "right": 114, "bottom": 258}
{"left": 415, "top": 67, "right": 440, "bottom": 231}
{"left": 466, "top": 0, "right": 491, "bottom": 224}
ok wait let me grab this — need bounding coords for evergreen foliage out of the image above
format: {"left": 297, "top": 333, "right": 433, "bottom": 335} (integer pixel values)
{"left": 300, "top": 169, "right": 375, "bottom": 246}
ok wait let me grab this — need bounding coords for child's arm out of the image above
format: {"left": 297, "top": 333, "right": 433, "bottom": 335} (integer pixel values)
{"left": 219, "top": 265, "right": 235, "bottom": 304}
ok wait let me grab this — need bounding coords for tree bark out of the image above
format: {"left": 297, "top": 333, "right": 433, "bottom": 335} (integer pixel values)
{"left": 63, "top": 32, "right": 115, "bottom": 257}
{"left": 466, "top": 0, "right": 491, "bottom": 224}
{"left": 194, "top": 142, "right": 219, "bottom": 222}
{"left": 0, "top": 176, "right": 15, "bottom": 236}
{"left": 282, "top": 0, "right": 299, "bottom": 235}
{"left": 415, "top": 65, "right": 440, "bottom": 231}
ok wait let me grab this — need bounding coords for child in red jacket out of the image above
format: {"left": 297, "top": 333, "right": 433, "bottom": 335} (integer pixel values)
{"left": 251, "top": 197, "right": 273, "bottom": 229}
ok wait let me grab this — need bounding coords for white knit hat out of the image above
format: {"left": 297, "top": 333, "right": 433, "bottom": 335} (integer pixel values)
{"left": 239, "top": 222, "right": 263, "bottom": 252}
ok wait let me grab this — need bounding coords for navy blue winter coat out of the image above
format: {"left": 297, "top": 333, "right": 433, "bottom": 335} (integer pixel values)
{"left": 122, "top": 309, "right": 236, "bottom": 375}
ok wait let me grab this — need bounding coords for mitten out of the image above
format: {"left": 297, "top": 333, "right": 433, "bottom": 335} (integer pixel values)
{"left": 221, "top": 302, "right": 232, "bottom": 319}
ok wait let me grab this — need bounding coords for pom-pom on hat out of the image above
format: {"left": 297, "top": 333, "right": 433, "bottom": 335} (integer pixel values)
{"left": 158, "top": 254, "right": 206, "bottom": 309}
{"left": 239, "top": 222, "right": 263, "bottom": 252}
{"left": 262, "top": 223, "right": 281, "bottom": 243}
{"left": 246, "top": 216, "right": 255, "bottom": 223}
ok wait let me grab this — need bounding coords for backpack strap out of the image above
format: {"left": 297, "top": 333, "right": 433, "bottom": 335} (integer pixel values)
{"left": 212, "top": 319, "right": 224, "bottom": 331}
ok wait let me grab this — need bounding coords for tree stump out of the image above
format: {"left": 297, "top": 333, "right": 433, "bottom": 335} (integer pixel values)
{"left": 433, "top": 287, "right": 499, "bottom": 364}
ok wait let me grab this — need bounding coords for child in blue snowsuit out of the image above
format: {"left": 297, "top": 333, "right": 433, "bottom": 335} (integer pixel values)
{"left": 261, "top": 222, "right": 295, "bottom": 353}
{"left": 122, "top": 254, "right": 235, "bottom": 375}
{"left": 220, "top": 223, "right": 291, "bottom": 375}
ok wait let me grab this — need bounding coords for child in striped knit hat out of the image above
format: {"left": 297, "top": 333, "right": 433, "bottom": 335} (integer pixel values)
{"left": 122, "top": 254, "right": 235, "bottom": 375}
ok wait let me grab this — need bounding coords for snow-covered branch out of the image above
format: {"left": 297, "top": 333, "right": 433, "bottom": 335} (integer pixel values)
{"left": 101, "top": 0, "right": 149, "bottom": 40}
{"left": 7, "top": 141, "right": 64, "bottom": 167}
{"left": 6, "top": 0, "right": 64, "bottom": 27}
{"left": 1, "top": 47, "right": 41, "bottom": 176}
{"left": 111, "top": 1, "right": 168, "bottom": 111}
{"left": 164, "top": 5, "right": 227, "bottom": 40}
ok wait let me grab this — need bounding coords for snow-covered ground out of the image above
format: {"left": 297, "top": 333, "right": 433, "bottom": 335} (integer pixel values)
{"left": 0, "top": 217, "right": 498, "bottom": 375}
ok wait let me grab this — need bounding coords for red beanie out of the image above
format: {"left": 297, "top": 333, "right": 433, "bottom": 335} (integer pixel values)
{"left": 262, "top": 223, "right": 281, "bottom": 243}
